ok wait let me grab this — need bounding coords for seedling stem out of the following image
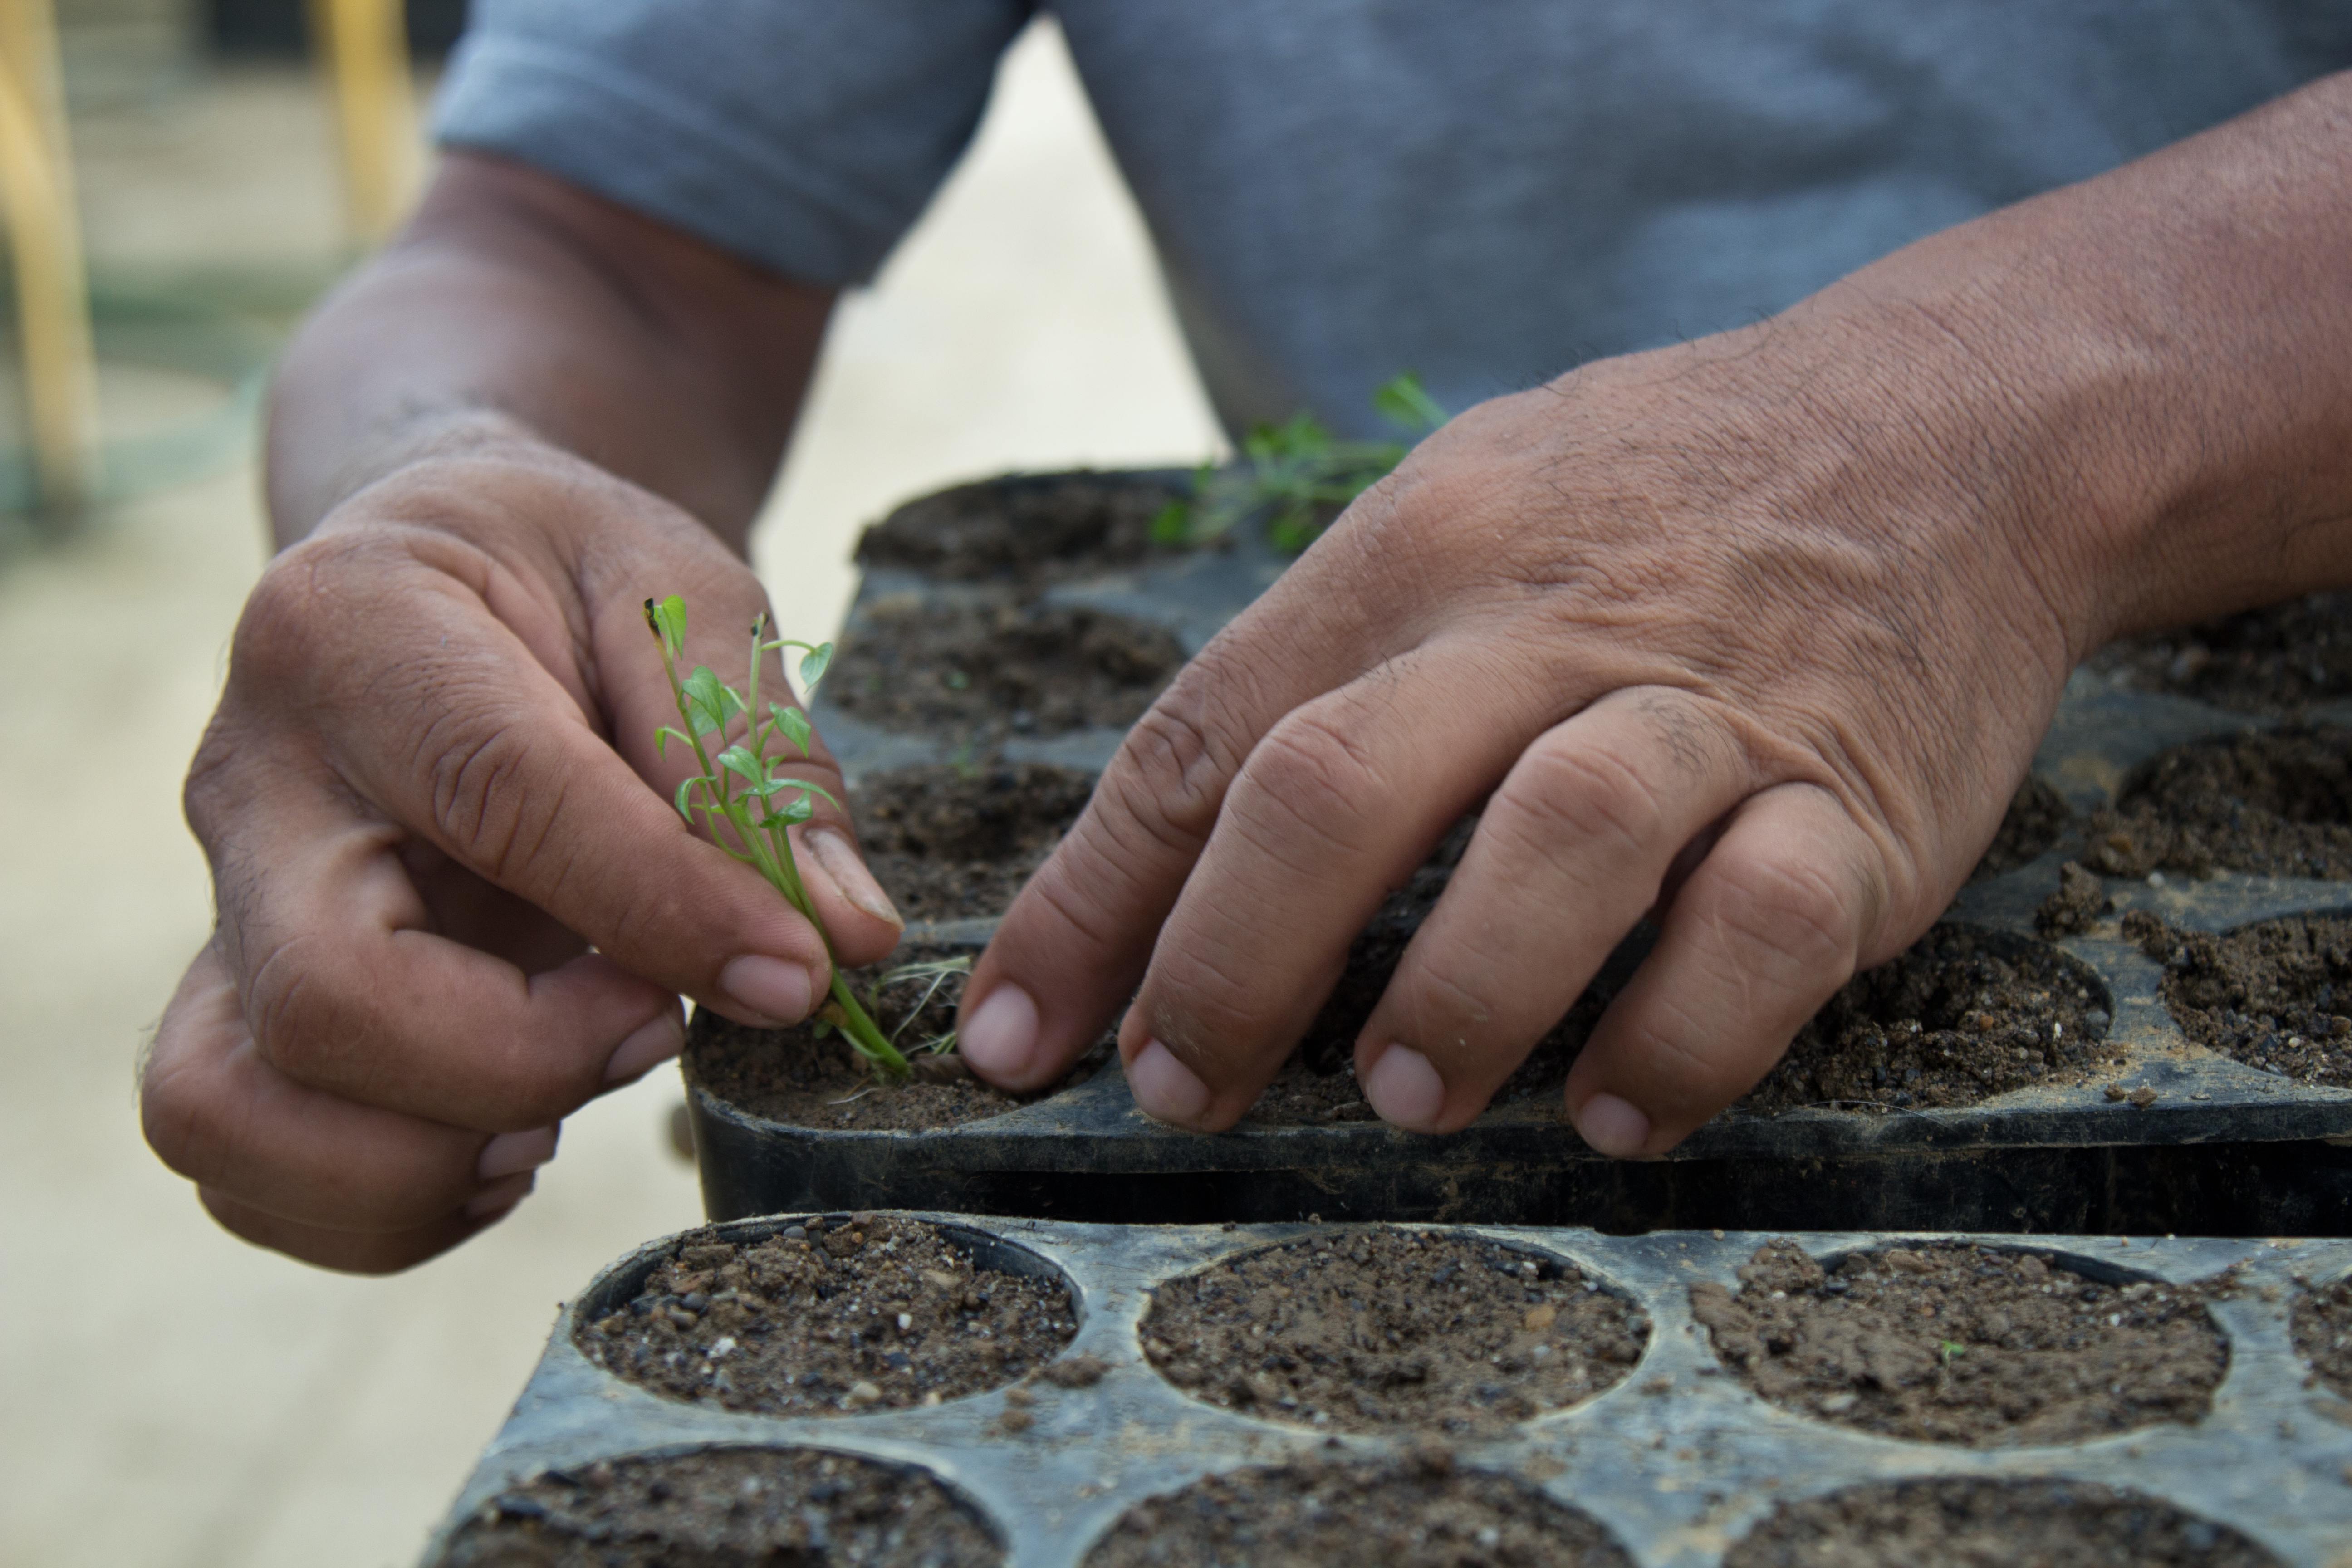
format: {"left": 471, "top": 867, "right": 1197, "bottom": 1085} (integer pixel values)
{"left": 644, "top": 595, "right": 911, "bottom": 1081}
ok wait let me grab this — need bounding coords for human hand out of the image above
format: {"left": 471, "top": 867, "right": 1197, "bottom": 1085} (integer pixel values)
{"left": 957, "top": 304, "right": 2105, "bottom": 1153}
{"left": 141, "top": 441, "right": 902, "bottom": 1270}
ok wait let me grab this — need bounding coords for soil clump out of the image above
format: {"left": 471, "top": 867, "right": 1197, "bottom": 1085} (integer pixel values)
{"left": 1720, "top": 1476, "right": 2278, "bottom": 1568}
{"left": 2087, "top": 593, "right": 2352, "bottom": 716}
{"left": 1692, "top": 1238, "right": 2229, "bottom": 1446}
{"left": 855, "top": 471, "right": 1184, "bottom": 586}
{"left": 439, "top": 1446, "right": 1001, "bottom": 1568}
{"left": 2121, "top": 911, "right": 2352, "bottom": 1088}
{"left": 854, "top": 761, "right": 1093, "bottom": 922}
{"left": 1735, "top": 927, "right": 2109, "bottom": 1115}
{"left": 1081, "top": 1455, "right": 1634, "bottom": 1568}
{"left": 2035, "top": 861, "right": 2112, "bottom": 935}
{"left": 577, "top": 1215, "right": 1077, "bottom": 1416}
{"left": 686, "top": 942, "right": 1114, "bottom": 1131}
{"left": 828, "top": 598, "right": 1181, "bottom": 741}
{"left": 2081, "top": 727, "right": 2352, "bottom": 881}
{"left": 1141, "top": 1227, "right": 1649, "bottom": 1437}
{"left": 1971, "top": 774, "right": 2070, "bottom": 882}
{"left": 2291, "top": 1273, "right": 2352, "bottom": 1399}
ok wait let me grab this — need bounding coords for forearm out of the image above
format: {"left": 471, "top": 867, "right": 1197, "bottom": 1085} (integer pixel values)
{"left": 266, "top": 151, "right": 834, "bottom": 554}
{"left": 1780, "top": 69, "right": 2352, "bottom": 652}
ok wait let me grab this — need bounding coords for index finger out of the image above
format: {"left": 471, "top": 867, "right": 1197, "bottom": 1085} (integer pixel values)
{"left": 957, "top": 522, "right": 1416, "bottom": 1091}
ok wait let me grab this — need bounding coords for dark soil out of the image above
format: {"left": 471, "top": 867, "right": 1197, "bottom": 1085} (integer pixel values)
{"left": 855, "top": 471, "right": 1186, "bottom": 586}
{"left": 438, "top": 1446, "right": 1001, "bottom": 1568}
{"left": 853, "top": 761, "right": 1093, "bottom": 923}
{"left": 576, "top": 1216, "right": 1078, "bottom": 1416}
{"left": 1691, "top": 1239, "right": 2229, "bottom": 1446}
{"left": 1970, "top": 774, "right": 2070, "bottom": 882}
{"left": 1081, "top": 1455, "right": 1634, "bottom": 1568}
{"left": 1735, "top": 926, "right": 2110, "bottom": 1115}
{"left": 828, "top": 597, "right": 1182, "bottom": 741}
{"left": 1140, "top": 1227, "right": 1649, "bottom": 1437}
{"left": 1720, "top": 1476, "right": 2279, "bottom": 1568}
{"left": 2122, "top": 911, "right": 2352, "bottom": 1088}
{"left": 2291, "top": 1273, "right": 2352, "bottom": 1398}
{"left": 2080, "top": 727, "right": 2352, "bottom": 881}
{"left": 2087, "top": 592, "right": 2352, "bottom": 716}
{"left": 1243, "top": 818, "right": 1636, "bottom": 1126}
{"left": 685, "top": 942, "right": 1112, "bottom": 1131}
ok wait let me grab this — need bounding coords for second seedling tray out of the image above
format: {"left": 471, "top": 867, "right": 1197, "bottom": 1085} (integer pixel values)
{"left": 419, "top": 1215, "right": 2352, "bottom": 1568}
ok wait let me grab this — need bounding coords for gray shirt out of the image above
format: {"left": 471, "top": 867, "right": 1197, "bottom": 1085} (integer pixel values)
{"left": 435, "top": 2, "right": 2352, "bottom": 440}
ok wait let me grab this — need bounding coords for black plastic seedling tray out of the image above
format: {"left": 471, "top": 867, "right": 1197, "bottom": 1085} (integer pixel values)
{"left": 420, "top": 1214, "right": 2352, "bottom": 1567}
{"left": 686, "top": 474, "right": 2352, "bottom": 1235}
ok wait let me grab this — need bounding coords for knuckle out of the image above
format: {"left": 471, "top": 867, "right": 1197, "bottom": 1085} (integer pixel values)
{"left": 1112, "top": 681, "right": 1245, "bottom": 842}
{"left": 1233, "top": 708, "right": 1387, "bottom": 855}
{"left": 420, "top": 705, "right": 567, "bottom": 892}
{"left": 1493, "top": 738, "right": 1668, "bottom": 864}
{"left": 1701, "top": 848, "right": 1857, "bottom": 988}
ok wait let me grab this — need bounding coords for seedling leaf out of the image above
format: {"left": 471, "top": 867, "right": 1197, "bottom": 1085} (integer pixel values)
{"left": 796, "top": 642, "right": 833, "bottom": 693}
{"left": 682, "top": 666, "right": 728, "bottom": 736}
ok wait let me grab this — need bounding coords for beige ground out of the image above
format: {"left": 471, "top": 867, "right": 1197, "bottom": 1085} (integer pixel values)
{"left": 0, "top": 24, "right": 1220, "bottom": 1568}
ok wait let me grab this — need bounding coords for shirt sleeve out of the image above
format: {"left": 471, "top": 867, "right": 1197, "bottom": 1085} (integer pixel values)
{"left": 431, "top": 0, "right": 1036, "bottom": 285}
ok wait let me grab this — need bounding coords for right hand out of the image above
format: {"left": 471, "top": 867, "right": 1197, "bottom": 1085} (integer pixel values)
{"left": 140, "top": 440, "right": 904, "bottom": 1272}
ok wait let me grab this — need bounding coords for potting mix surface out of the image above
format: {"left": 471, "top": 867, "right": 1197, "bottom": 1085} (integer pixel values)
{"left": 1079, "top": 1455, "right": 1635, "bottom": 1568}
{"left": 2082, "top": 728, "right": 2352, "bottom": 881}
{"left": 1141, "top": 1228, "right": 1649, "bottom": 1437}
{"left": 854, "top": 761, "right": 1093, "bottom": 924}
{"left": 1690, "top": 1239, "right": 2230, "bottom": 1446}
{"left": 2123, "top": 910, "right": 2352, "bottom": 1088}
{"left": 577, "top": 1215, "right": 1077, "bottom": 1417}
{"left": 441, "top": 1446, "right": 1002, "bottom": 1568}
{"left": 828, "top": 599, "right": 1181, "bottom": 742}
{"left": 1718, "top": 1477, "right": 2282, "bottom": 1568}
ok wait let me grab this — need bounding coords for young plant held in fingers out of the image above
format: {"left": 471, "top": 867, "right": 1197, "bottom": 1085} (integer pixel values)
{"left": 644, "top": 594, "right": 912, "bottom": 1082}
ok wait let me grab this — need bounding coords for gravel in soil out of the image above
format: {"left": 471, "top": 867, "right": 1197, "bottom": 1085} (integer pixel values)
{"left": 828, "top": 597, "right": 1182, "bottom": 741}
{"left": 1733, "top": 926, "right": 2110, "bottom": 1115}
{"left": 1691, "top": 1239, "right": 2230, "bottom": 1446}
{"left": 1970, "top": 774, "right": 2070, "bottom": 882}
{"left": 2291, "top": 1272, "right": 2352, "bottom": 1399}
{"left": 1080, "top": 1454, "right": 1634, "bottom": 1568}
{"left": 2080, "top": 727, "right": 2352, "bottom": 881}
{"left": 685, "top": 942, "right": 1112, "bottom": 1131}
{"left": 2121, "top": 910, "right": 2352, "bottom": 1088}
{"left": 438, "top": 1446, "right": 1002, "bottom": 1568}
{"left": 1720, "top": 1476, "right": 2279, "bottom": 1568}
{"left": 854, "top": 761, "right": 1093, "bottom": 922}
{"left": 1141, "top": 1227, "right": 1649, "bottom": 1437}
{"left": 577, "top": 1216, "right": 1078, "bottom": 1416}
{"left": 855, "top": 471, "right": 1186, "bottom": 586}
{"left": 2085, "top": 592, "right": 2352, "bottom": 716}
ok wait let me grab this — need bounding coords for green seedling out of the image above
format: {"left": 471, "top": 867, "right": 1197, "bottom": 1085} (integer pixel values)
{"left": 1153, "top": 370, "right": 1449, "bottom": 551}
{"left": 1939, "top": 1339, "right": 1967, "bottom": 1368}
{"left": 644, "top": 594, "right": 911, "bottom": 1082}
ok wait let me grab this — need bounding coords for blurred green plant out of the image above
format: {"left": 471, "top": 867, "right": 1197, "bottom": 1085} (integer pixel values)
{"left": 1152, "top": 371, "right": 1449, "bottom": 552}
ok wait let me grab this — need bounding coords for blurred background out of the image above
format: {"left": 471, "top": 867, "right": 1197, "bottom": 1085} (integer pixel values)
{"left": 0, "top": 5, "right": 1222, "bottom": 1564}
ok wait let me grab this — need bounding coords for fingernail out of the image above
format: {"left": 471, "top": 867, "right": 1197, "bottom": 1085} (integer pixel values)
{"left": 1574, "top": 1092, "right": 1651, "bottom": 1158}
{"left": 604, "top": 1010, "right": 685, "bottom": 1082}
{"left": 960, "top": 984, "right": 1038, "bottom": 1080}
{"left": 720, "top": 954, "right": 820, "bottom": 1024}
{"left": 1361, "top": 1044, "right": 1446, "bottom": 1132}
{"left": 1129, "top": 1038, "right": 1213, "bottom": 1126}
{"left": 466, "top": 1171, "right": 535, "bottom": 1220}
{"left": 805, "top": 825, "right": 903, "bottom": 928}
{"left": 478, "top": 1124, "right": 560, "bottom": 1180}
